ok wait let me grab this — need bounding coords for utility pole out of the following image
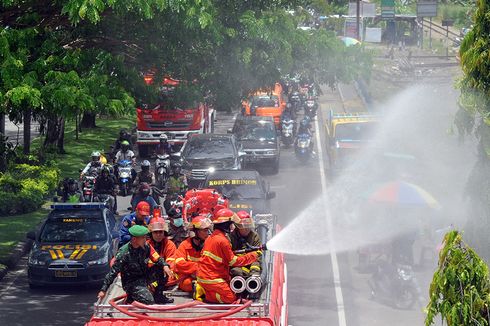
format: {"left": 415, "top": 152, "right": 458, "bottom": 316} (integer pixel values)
{"left": 356, "top": 0, "right": 361, "bottom": 40}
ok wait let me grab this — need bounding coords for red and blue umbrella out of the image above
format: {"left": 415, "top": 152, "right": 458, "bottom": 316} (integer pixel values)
{"left": 363, "top": 181, "right": 440, "bottom": 209}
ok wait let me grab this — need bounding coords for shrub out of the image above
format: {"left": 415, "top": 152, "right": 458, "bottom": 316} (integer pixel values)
{"left": 0, "top": 163, "right": 60, "bottom": 216}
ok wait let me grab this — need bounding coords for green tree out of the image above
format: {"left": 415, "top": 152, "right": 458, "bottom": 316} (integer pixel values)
{"left": 426, "top": 230, "right": 490, "bottom": 326}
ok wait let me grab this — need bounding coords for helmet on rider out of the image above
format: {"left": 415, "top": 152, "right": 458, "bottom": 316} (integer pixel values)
{"left": 91, "top": 151, "right": 101, "bottom": 162}
{"left": 138, "top": 182, "right": 151, "bottom": 197}
{"left": 172, "top": 162, "right": 182, "bottom": 175}
{"left": 300, "top": 117, "right": 310, "bottom": 128}
{"left": 159, "top": 134, "right": 168, "bottom": 143}
{"left": 141, "top": 160, "right": 151, "bottom": 172}
{"left": 119, "top": 129, "right": 128, "bottom": 140}
{"left": 101, "top": 166, "right": 110, "bottom": 177}
{"left": 121, "top": 140, "right": 130, "bottom": 152}
{"left": 66, "top": 178, "right": 78, "bottom": 193}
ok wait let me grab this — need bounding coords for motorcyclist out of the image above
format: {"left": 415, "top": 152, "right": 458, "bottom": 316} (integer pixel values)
{"left": 112, "top": 129, "right": 132, "bottom": 155}
{"left": 61, "top": 178, "right": 83, "bottom": 203}
{"left": 80, "top": 151, "right": 104, "bottom": 178}
{"left": 163, "top": 163, "right": 188, "bottom": 213}
{"left": 131, "top": 182, "right": 158, "bottom": 211}
{"left": 114, "top": 140, "right": 137, "bottom": 181}
{"left": 133, "top": 160, "right": 155, "bottom": 187}
{"left": 94, "top": 166, "right": 118, "bottom": 213}
{"left": 154, "top": 134, "right": 173, "bottom": 156}
{"left": 297, "top": 117, "right": 312, "bottom": 136}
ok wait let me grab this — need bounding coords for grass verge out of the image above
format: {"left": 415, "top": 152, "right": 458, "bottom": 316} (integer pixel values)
{"left": 0, "top": 208, "right": 49, "bottom": 263}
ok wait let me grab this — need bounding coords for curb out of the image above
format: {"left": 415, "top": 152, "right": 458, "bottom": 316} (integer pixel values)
{"left": 0, "top": 239, "right": 33, "bottom": 282}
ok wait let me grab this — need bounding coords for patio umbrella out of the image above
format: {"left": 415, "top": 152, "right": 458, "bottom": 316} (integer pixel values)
{"left": 363, "top": 181, "right": 440, "bottom": 209}
{"left": 340, "top": 36, "right": 361, "bottom": 47}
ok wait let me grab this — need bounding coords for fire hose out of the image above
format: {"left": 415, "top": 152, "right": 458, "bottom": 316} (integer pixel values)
{"left": 108, "top": 294, "right": 253, "bottom": 322}
{"left": 233, "top": 243, "right": 268, "bottom": 255}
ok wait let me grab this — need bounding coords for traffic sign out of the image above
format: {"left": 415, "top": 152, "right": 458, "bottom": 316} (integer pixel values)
{"left": 381, "top": 0, "right": 395, "bottom": 19}
{"left": 417, "top": 0, "right": 438, "bottom": 17}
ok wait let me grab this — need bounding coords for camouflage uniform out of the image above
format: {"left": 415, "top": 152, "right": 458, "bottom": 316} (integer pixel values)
{"left": 229, "top": 229, "right": 262, "bottom": 277}
{"left": 100, "top": 242, "right": 169, "bottom": 304}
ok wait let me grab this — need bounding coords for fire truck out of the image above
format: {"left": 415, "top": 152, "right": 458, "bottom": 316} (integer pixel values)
{"left": 136, "top": 75, "right": 216, "bottom": 156}
{"left": 86, "top": 190, "right": 288, "bottom": 326}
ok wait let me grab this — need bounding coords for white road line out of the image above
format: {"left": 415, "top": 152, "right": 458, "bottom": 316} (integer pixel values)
{"left": 314, "top": 116, "right": 347, "bottom": 326}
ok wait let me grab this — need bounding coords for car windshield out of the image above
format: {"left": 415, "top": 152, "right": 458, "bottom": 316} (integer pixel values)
{"left": 235, "top": 121, "right": 276, "bottom": 141}
{"left": 183, "top": 138, "right": 235, "bottom": 159}
{"left": 250, "top": 95, "right": 280, "bottom": 108}
{"left": 40, "top": 211, "right": 106, "bottom": 243}
{"left": 206, "top": 178, "right": 264, "bottom": 199}
{"left": 335, "top": 122, "right": 377, "bottom": 141}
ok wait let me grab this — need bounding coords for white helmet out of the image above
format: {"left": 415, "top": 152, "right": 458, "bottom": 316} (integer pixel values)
{"left": 160, "top": 134, "right": 168, "bottom": 141}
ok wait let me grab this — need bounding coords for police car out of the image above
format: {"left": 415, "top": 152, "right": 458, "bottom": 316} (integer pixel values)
{"left": 27, "top": 203, "right": 119, "bottom": 288}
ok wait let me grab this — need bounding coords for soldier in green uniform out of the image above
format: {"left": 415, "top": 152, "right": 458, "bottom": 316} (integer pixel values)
{"left": 97, "top": 225, "right": 173, "bottom": 304}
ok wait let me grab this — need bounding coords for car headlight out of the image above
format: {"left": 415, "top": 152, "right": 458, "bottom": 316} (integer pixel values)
{"left": 28, "top": 257, "right": 46, "bottom": 266}
{"left": 208, "top": 166, "right": 216, "bottom": 173}
{"left": 88, "top": 255, "right": 109, "bottom": 266}
{"left": 266, "top": 150, "right": 277, "bottom": 155}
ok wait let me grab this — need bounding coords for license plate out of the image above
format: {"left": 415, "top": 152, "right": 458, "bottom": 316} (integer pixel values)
{"left": 55, "top": 270, "right": 77, "bottom": 278}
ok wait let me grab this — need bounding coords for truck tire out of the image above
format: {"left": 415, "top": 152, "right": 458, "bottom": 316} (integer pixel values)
{"left": 138, "top": 144, "right": 148, "bottom": 158}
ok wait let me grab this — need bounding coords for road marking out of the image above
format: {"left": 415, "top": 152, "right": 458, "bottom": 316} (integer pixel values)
{"left": 314, "top": 115, "right": 347, "bottom": 326}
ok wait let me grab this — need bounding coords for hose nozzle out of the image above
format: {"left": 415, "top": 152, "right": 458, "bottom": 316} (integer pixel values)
{"left": 233, "top": 243, "right": 268, "bottom": 255}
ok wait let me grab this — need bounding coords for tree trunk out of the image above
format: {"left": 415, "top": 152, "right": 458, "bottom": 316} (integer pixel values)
{"left": 80, "top": 112, "right": 97, "bottom": 129}
{"left": 23, "top": 109, "right": 31, "bottom": 155}
{"left": 0, "top": 113, "right": 5, "bottom": 135}
{"left": 43, "top": 116, "right": 66, "bottom": 154}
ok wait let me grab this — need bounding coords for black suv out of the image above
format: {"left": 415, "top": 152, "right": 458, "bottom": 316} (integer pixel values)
{"left": 201, "top": 170, "right": 276, "bottom": 214}
{"left": 27, "top": 203, "right": 119, "bottom": 287}
{"left": 229, "top": 116, "right": 280, "bottom": 173}
{"left": 178, "top": 134, "right": 245, "bottom": 188}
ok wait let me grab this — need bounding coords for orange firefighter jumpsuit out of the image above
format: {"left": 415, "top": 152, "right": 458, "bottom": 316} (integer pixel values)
{"left": 196, "top": 229, "right": 258, "bottom": 303}
{"left": 174, "top": 238, "right": 202, "bottom": 292}
{"left": 147, "top": 237, "right": 178, "bottom": 285}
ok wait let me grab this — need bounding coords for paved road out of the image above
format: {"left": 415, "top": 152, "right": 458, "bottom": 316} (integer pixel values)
{"left": 0, "top": 78, "right": 475, "bottom": 326}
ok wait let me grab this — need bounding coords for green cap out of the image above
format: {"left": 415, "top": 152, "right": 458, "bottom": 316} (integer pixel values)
{"left": 129, "top": 225, "right": 149, "bottom": 237}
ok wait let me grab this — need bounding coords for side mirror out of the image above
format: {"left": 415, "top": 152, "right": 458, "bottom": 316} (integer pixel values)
{"left": 267, "top": 191, "right": 276, "bottom": 199}
{"left": 227, "top": 128, "right": 233, "bottom": 134}
{"left": 238, "top": 151, "right": 247, "bottom": 157}
{"left": 26, "top": 230, "right": 36, "bottom": 241}
{"left": 171, "top": 152, "right": 181, "bottom": 160}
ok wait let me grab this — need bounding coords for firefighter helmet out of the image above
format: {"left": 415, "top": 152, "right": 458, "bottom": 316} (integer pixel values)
{"left": 212, "top": 208, "right": 240, "bottom": 224}
{"left": 148, "top": 217, "right": 168, "bottom": 233}
{"left": 191, "top": 214, "right": 213, "bottom": 230}
{"left": 236, "top": 210, "right": 255, "bottom": 229}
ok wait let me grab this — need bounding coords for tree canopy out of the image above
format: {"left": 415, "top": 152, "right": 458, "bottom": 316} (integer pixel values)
{"left": 0, "top": 0, "right": 371, "bottom": 154}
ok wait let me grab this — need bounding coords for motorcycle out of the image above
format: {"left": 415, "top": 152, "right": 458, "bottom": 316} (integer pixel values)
{"left": 117, "top": 159, "right": 132, "bottom": 196}
{"left": 81, "top": 175, "right": 96, "bottom": 202}
{"left": 155, "top": 154, "right": 171, "bottom": 190}
{"left": 294, "top": 133, "right": 313, "bottom": 163}
{"left": 289, "top": 92, "right": 302, "bottom": 114}
{"left": 304, "top": 98, "right": 318, "bottom": 119}
{"left": 368, "top": 259, "right": 423, "bottom": 310}
{"left": 281, "top": 117, "right": 295, "bottom": 147}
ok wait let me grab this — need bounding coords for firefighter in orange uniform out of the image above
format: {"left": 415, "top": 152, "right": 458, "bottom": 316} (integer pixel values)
{"left": 174, "top": 214, "right": 212, "bottom": 292}
{"left": 147, "top": 218, "right": 177, "bottom": 303}
{"left": 196, "top": 208, "right": 261, "bottom": 304}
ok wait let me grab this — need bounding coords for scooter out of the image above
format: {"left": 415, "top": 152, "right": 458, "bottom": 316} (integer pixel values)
{"left": 81, "top": 175, "right": 96, "bottom": 202}
{"left": 281, "top": 117, "right": 295, "bottom": 147}
{"left": 294, "top": 133, "right": 313, "bottom": 163}
{"left": 368, "top": 259, "right": 423, "bottom": 310}
{"left": 117, "top": 160, "right": 132, "bottom": 196}
{"left": 155, "top": 154, "right": 171, "bottom": 190}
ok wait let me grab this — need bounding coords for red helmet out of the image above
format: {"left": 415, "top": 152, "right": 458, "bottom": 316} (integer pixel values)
{"left": 136, "top": 201, "right": 151, "bottom": 216}
{"left": 236, "top": 210, "right": 255, "bottom": 229}
{"left": 191, "top": 214, "right": 213, "bottom": 230}
{"left": 148, "top": 217, "right": 168, "bottom": 233}
{"left": 212, "top": 208, "right": 240, "bottom": 224}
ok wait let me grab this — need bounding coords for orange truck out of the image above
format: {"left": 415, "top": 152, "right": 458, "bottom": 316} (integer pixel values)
{"left": 242, "top": 83, "right": 286, "bottom": 126}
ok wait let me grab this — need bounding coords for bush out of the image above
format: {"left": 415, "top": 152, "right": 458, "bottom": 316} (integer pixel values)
{"left": 0, "top": 163, "right": 59, "bottom": 216}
